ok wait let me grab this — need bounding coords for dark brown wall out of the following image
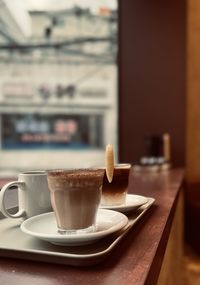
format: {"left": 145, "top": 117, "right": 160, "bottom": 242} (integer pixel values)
{"left": 118, "top": 0, "right": 186, "bottom": 166}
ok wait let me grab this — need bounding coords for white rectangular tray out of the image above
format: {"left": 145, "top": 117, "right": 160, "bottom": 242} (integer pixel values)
{"left": 0, "top": 198, "right": 155, "bottom": 266}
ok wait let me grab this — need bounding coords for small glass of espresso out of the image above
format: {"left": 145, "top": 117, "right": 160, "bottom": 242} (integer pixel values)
{"left": 47, "top": 168, "right": 104, "bottom": 234}
{"left": 101, "top": 163, "right": 131, "bottom": 206}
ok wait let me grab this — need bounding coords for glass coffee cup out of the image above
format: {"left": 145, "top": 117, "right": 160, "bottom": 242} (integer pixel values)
{"left": 100, "top": 163, "right": 131, "bottom": 206}
{"left": 47, "top": 168, "right": 104, "bottom": 234}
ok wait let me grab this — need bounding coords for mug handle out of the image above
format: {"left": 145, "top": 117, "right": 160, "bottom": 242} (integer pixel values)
{"left": 0, "top": 181, "right": 26, "bottom": 218}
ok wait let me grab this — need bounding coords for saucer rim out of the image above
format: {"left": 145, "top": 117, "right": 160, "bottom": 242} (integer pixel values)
{"left": 100, "top": 194, "right": 149, "bottom": 212}
{"left": 20, "top": 209, "right": 128, "bottom": 242}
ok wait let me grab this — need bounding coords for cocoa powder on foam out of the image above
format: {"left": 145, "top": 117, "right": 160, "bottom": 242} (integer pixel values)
{"left": 48, "top": 169, "right": 105, "bottom": 187}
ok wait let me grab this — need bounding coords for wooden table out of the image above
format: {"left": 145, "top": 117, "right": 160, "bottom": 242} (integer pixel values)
{"left": 0, "top": 168, "right": 184, "bottom": 285}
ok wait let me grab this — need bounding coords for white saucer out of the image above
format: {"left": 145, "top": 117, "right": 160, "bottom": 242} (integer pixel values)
{"left": 100, "top": 194, "right": 149, "bottom": 213}
{"left": 20, "top": 209, "right": 128, "bottom": 246}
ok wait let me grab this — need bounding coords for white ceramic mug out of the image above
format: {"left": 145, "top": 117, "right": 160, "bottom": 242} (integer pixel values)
{"left": 0, "top": 171, "right": 52, "bottom": 219}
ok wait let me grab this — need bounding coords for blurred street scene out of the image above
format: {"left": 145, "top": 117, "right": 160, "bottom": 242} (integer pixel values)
{"left": 0, "top": 0, "right": 118, "bottom": 173}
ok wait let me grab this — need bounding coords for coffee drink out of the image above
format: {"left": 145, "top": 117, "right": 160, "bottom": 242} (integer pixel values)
{"left": 101, "top": 164, "right": 131, "bottom": 206}
{"left": 47, "top": 168, "right": 104, "bottom": 234}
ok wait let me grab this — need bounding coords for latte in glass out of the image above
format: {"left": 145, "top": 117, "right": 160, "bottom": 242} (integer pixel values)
{"left": 47, "top": 168, "right": 104, "bottom": 234}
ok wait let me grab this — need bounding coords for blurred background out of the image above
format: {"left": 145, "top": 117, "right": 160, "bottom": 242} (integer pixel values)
{"left": 0, "top": 0, "right": 118, "bottom": 174}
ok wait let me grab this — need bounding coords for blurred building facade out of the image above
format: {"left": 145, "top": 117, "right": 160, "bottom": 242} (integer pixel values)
{"left": 0, "top": 1, "right": 118, "bottom": 173}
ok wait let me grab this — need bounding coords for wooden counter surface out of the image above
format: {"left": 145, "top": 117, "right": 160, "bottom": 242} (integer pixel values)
{"left": 0, "top": 168, "right": 184, "bottom": 285}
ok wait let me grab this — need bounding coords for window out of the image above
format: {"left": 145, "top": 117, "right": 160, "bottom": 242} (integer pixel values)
{"left": 0, "top": 0, "right": 118, "bottom": 170}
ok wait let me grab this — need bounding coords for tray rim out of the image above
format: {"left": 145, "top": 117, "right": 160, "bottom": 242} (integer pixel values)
{"left": 0, "top": 197, "right": 155, "bottom": 265}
